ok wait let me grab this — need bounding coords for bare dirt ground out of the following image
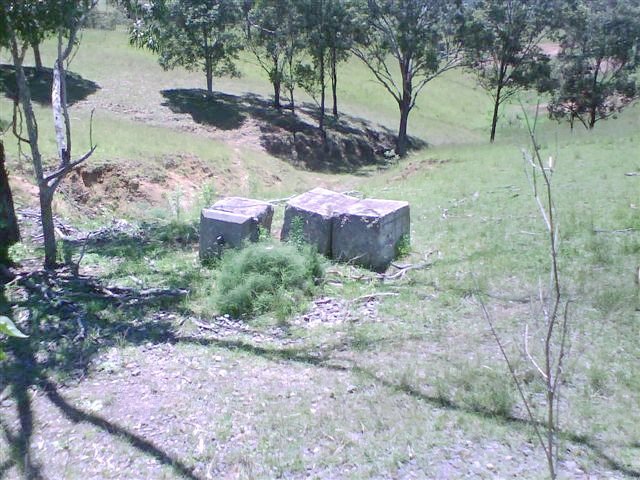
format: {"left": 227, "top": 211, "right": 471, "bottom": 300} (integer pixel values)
{"left": 1, "top": 267, "right": 634, "bottom": 480}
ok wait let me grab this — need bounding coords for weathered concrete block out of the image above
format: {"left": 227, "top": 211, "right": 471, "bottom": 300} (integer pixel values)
{"left": 199, "top": 197, "right": 273, "bottom": 260}
{"left": 211, "top": 197, "right": 274, "bottom": 230}
{"left": 281, "top": 188, "right": 359, "bottom": 256}
{"left": 332, "top": 199, "right": 410, "bottom": 271}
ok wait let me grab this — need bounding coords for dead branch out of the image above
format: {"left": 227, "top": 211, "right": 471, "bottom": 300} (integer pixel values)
{"left": 593, "top": 227, "right": 638, "bottom": 234}
{"left": 352, "top": 292, "right": 399, "bottom": 303}
{"left": 382, "top": 260, "right": 432, "bottom": 280}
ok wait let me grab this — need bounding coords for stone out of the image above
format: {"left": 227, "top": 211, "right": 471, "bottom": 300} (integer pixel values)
{"left": 199, "top": 197, "right": 273, "bottom": 260}
{"left": 280, "top": 188, "right": 359, "bottom": 256}
{"left": 332, "top": 198, "right": 410, "bottom": 271}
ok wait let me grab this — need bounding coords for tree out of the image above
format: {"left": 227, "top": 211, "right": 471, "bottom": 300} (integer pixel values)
{"left": 463, "top": 0, "right": 557, "bottom": 142}
{"left": 296, "top": 0, "right": 331, "bottom": 135}
{"left": 127, "top": 0, "right": 242, "bottom": 93}
{"left": 2, "top": 0, "right": 98, "bottom": 269}
{"left": 352, "top": 0, "right": 464, "bottom": 157}
{"left": 245, "top": 0, "right": 304, "bottom": 110}
{"left": 0, "top": 140, "right": 20, "bottom": 266}
{"left": 324, "top": 0, "right": 356, "bottom": 117}
{"left": 548, "top": 0, "right": 640, "bottom": 130}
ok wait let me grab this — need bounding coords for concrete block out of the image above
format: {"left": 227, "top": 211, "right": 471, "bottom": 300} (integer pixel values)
{"left": 332, "top": 199, "right": 410, "bottom": 271}
{"left": 281, "top": 188, "right": 359, "bottom": 256}
{"left": 199, "top": 197, "right": 273, "bottom": 260}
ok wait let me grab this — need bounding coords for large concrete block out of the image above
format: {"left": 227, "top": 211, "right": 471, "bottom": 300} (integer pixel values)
{"left": 281, "top": 188, "right": 359, "bottom": 256}
{"left": 332, "top": 199, "right": 410, "bottom": 271}
{"left": 199, "top": 197, "right": 273, "bottom": 260}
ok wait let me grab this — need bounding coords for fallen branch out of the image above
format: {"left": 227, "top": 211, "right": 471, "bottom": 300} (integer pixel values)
{"left": 192, "top": 318, "right": 216, "bottom": 330}
{"left": 352, "top": 292, "right": 399, "bottom": 302}
{"left": 382, "top": 260, "right": 432, "bottom": 280}
{"left": 593, "top": 227, "right": 638, "bottom": 234}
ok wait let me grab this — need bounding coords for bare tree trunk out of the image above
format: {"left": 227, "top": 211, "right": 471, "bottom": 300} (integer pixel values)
{"left": 319, "top": 50, "right": 326, "bottom": 137}
{"left": 588, "top": 107, "right": 596, "bottom": 129}
{"left": 272, "top": 56, "right": 282, "bottom": 110}
{"left": 8, "top": 4, "right": 97, "bottom": 270}
{"left": 397, "top": 100, "right": 410, "bottom": 157}
{"left": 287, "top": 53, "right": 295, "bottom": 114}
{"left": 0, "top": 141, "right": 20, "bottom": 265}
{"left": 32, "top": 41, "right": 43, "bottom": 71}
{"left": 205, "top": 57, "right": 213, "bottom": 93}
{"left": 490, "top": 83, "right": 503, "bottom": 143}
{"left": 10, "top": 32, "right": 58, "bottom": 268}
{"left": 331, "top": 46, "right": 338, "bottom": 117}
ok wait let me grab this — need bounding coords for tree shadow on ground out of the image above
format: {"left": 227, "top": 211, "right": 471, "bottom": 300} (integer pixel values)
{"left": 161, "top": 88, "right": 427, "bottom": 173}
{"left": 1, "top": 245, "right": 637, "bottom": 478}
{"left": 0, "top": 65, "right": 100, "bottom": 106}
{"left": 0, "top": 265, "right": 195, "bottom": 479}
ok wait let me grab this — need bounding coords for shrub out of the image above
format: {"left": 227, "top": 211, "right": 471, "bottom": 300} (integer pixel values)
{"left": 215, "top": 242, "right": 324, "bottom": 319}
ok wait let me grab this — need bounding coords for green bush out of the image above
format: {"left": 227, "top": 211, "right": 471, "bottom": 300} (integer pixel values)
{"left": 215, "top": 242, "right": 324, "bottom": 319}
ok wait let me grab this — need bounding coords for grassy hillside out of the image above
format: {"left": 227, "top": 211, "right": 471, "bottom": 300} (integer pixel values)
{"left": 1, "top": 27, "right": 639, "bottom": 479}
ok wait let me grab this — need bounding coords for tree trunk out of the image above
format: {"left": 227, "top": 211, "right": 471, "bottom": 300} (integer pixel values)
{"left": 331, "top": 46, "right": 338, "bottom": 117}
{"left": 397, "top": 63, "right": 412, "bottom": 157}
{"left": 319, "top": 51, "right": 326, "bottom": 137}
{"left": 32, "top": 41, "right": 43, "bottom": 71}
{"left": 397, "top": 100, "right": 410, "bottom": 157}
{"left": 287, "top": 53, "right": 295, "bottom": 114}
{"left": 0, "top": 141, "right": 20, "bottom": 265}
{"left": 206, "top": 64, "right": 213, "bottom": 93}
{"left": 490, "top": 84, "right": 503, "bottom": 143}
{"left": 289, "top": 86, "right": 295, "bottom": 114}
{"left": 11, "top": 31, "right": 58, "bottom": 269}
{"left": 39, "top": 188, "right": 57, "bottom": 269}
{"left": 205, "top": 55, "right": 213, "bottom": 93}
{"left": 272, "top": 56, "right": 282, "bottom": 109}
{"left": 588, "top": 107, "right": 596, "bottom": 129}
{"left": 273, "top": 81, "right": 282, "bottom": 110}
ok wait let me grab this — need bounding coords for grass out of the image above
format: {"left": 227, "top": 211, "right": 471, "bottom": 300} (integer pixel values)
{"left": 214, "top": 241, "right": 324, "bottom": 319}
{"left": 1, "top": 25, "right": 639, "bottom": 479}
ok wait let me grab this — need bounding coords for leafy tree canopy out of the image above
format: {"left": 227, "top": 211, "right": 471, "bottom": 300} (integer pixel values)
{"left": 463, "top": 0, "right": 558, "bottom": 142}
{"left": 352, "top": 0, "right": 464, "bottom": 156}
{"left": 126, "top": 0, "right": 243, "bottom": 93}
{"left": 548, "top": 0, "right": 640, "bottom": 129}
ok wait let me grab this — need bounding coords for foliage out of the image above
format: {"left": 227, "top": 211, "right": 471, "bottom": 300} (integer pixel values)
{"left": 0, "top": 315, "right": 27, "bottom": 339}
{"left": 352, "top": 0, "right": 464, "bottom": 156}
{"left": 126, "top": 0, "right": 243, "bottom": 93}
{"left": 463, "top": 0, "right": 557, "bottom": 142}
{"left": 395, "top": 233, "right": 411, "bottom": 258}
{"left": 548, "top": 0, "right": 640, "bottom": 129}
{"left": 0, "top": 315, "right": 27, "bottom": 361}
{"left": 286, "top": 215, "right": 306, "bottom": 249}
{"left": 215, "top": 242, "right": 324, "bottom": 319}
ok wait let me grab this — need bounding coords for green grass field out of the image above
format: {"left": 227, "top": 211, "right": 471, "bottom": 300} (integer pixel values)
{"left": 1, "top": 27, "right": 639, "bottom": 479}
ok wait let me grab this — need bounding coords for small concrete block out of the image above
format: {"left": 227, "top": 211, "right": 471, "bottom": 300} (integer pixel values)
{"left": 332, "top": 198, "right": 410, "bottom": 271}
{"left": 199, "top": 197, "right": 274, "bottom": 260}
{"left": 281, "top": 188, "right": 359, "bottom": 256}
{"left": 212, "top": 197, "right": 274, "bottom": 230}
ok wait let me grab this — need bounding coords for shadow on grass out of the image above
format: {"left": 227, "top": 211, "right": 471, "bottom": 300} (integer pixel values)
{"left": 171, "top": 334, "right": 640, "bottom": 479}
{"left": 161, "top": 88, "right": 427, "bottom": 173}
{"left": 40, "top": 378, "right": 200, "bottom": 480}
{"left": 1, "top": 254, "right": 638, "bottom": 479}
{"left": 0, "top": 266, "right": 198, "bottom": 479}
{"left": 0, "top": 65, "right": 100, "bottom": 107}
{"left": 62, "top": 219, "right": 201, "bottom": 290}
